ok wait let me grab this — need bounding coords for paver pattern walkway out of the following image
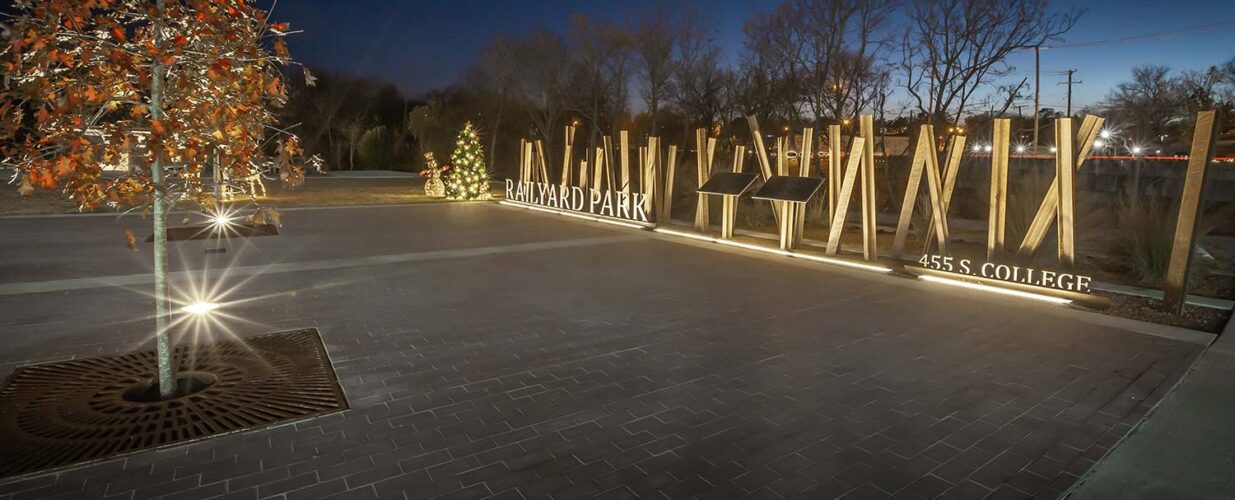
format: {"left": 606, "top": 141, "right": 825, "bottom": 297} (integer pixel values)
{"left": 0, "top": 203, "right": 1204, "bottom": 499}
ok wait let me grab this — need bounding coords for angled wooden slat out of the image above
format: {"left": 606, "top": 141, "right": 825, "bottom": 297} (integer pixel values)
{"left": 859, "top": 115, "right": 877, "bottom": 261}
{"left": 603, "top": 136, "right": 616, "bottom": 191}
{"left": 592, "top": 147, "right": 605, "bottom": 190}
{"left": 1164, "top": 110, "right": 1219, "bottom": 313}
{"left": 987, "top": 119, "right": 1010, "bottom": 260}
{"left": 1016, "top": 115, "right": 1103, "bottom": 258}
{"left": 825, "top": 136, "right": 866, "bottom": 256}
{"left": 619, "top": 131, "right": 631, "bottom": 194}
{"left": 535, "top": 140, "right": 549, "bottom": 183}
{"left": 800, "top": 127, "right": 814, "bottom": 177}
{"left": 663, "top": 143, "right": 677, "bottom": 223}
{"left": 892, "top": 127, "right": 932, "bottom": 259}
{"left": 746, "top": 116, "right": 783, "bottom": 224}
{"left": 924, "top": 135, "right": 967, "bottom": 254}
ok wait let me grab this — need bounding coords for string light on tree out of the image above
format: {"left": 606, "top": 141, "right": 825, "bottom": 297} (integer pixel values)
{"left": 444, "top": 121, "right": 491, "bottom": 200}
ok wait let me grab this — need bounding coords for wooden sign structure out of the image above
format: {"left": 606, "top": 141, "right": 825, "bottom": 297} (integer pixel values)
{"left": 698, "top": 172, "right": 759, "bottom": 239}
{"left": 891, "top": 125, "right": 950, "bottom": 259}
{"left": 825, "top": 137, "right": 867, "bottom": 256}
{"left": 1164, "top": 110, "right": 1219, "bottom": 313}
{"left": 923, "top": 134, "right": 967, "bottom": 255}
{"left": 987, "top": 119, "right": 1010, "bottom": 260}
{"left": 694, "top": 128, "right": 716, "bottom": 232}
{"left": 754, "top": 176, "right": 825, "bottom": 250}
{"left": 1016, "top": 115, "right": 1103, "bottom": 260}
{"left": 827, "top": 124, "right": 842, "bottom": 224}
{"left": 859, "top": 116, "right": 877, "bottom": 261}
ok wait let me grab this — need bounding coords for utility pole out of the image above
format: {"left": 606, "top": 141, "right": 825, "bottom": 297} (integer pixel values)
{"left": 1058, "top": 69, "right": 1082, "bottom": 117}
{"left": 1032, "top": 45, "right": 1040, "bottom": 149}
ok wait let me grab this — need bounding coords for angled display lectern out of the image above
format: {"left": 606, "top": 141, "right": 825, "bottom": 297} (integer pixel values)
{"left": 753, "top": 176, "right": 825, "bottom": 250}
{"left": 698, "top": 172, "right": 759, "bottom": 240}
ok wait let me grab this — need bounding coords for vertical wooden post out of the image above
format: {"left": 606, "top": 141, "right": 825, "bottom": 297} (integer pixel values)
{"left": 1164, "top": 110, "right": 1218, "bottom": 313}
{"left": 619, "top": 131, "right": 631, "bottom": 195}
{"left": 859, "top": 115, "right": 877, "bottom": 261}
{"left": 775, "top": 137, "right": 787, "bottom": 176}
{"left": 826, "top": 137, "right": 866, "bottom": 256}
{"left": 663, "top": 144, "right": 678, "bottom": 223}
{"left": 828, "top": 125, "right": 842, "bottom": 224}
{"left": 987, "top": 119, "right": 1010, "bottom": 260}
{"left": 733, "top": 145, "right": 746, "bottom": 173}
{"left": 592, "top": 147, "right": 605, "bottom": 190}
{"left": 518, "top": 138, "right": 528, "bottom": 182}
{"left": 721, "top": 196, "right": 736, "bottom": 239}
{"left": 746, "top": 116, "right": 782, "bottom": 224}
{"left": 1055, "top": 117, "right": 1076, "bottom": 268}
{"left": 561, "top": 126, "right": 575, "bottom": 187}
{"left": 579, "top": 160, "right": 589, "bottom": 190}
{"left": 695, "top": 128, "right": 711, "bottom": 232}
{"left": 646, "top": 137, "right": 660, "bottom": 216}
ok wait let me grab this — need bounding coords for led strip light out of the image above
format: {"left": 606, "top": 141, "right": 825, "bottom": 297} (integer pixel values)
{"left": 499, "top": 201, "right": 1070, "bottom": 306}
{"left": 498, "top": 200, "right": 651, "bottom": 230}
{"left": 918, "top": 274, "right": 1072, "bottom": 305}
{"left": 653, "top": 227, "right": 893, "bottom": 274}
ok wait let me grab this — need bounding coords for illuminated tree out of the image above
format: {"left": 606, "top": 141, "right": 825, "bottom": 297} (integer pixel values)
{"left": 444, "top": 121, "right": 490, "bottom": 200}
{"left": 1, "top": 0, "right": 307, "bottom": 398}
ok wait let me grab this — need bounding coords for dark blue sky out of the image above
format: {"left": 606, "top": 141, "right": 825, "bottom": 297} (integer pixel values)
{"left": 270, "top": 0, "right": 1235, "bottom": 111}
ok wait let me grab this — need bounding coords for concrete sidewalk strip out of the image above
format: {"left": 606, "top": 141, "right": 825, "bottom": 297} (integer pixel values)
{"left": 1066, "top": 317, "right": 1235, "bottom": 499}
{"left": 0, "top": 234, "right": 641, "bottom": 296}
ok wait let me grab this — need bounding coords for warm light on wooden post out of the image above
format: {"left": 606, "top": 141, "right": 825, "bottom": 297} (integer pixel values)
{"left": 826, "top": 137, "right": 866, "bottom": 256}
{"left": 828, "top": 124, "right": 842, "bottom": 224}
{"left": 988, "top": 119, "right": 1010, "bottom": 260}
{"left": 1164, "top": 110, "right": 1219, "bottom": 314}
{"left": 859, "top": 115, "right": 877, "bottom": 261}
{"left": 924, "top": 135, "right": 966, "bottom": 255}
{"left": 1055, "top": 117, "right": 1076, "bottom": 268}
{"left": 561, "top": 126, "right": 575, "bottom": 187}
{"left": 892, "top": 125, "right": 949, "bottom": 259}
{"left": 694, "top": 128, "right": 711, "bottom": 232}
{"left": 535, "top": 140, "right": 549, "bottom": 183}
{"left": 619, "top": 131, "right": 631, "bottom": 202}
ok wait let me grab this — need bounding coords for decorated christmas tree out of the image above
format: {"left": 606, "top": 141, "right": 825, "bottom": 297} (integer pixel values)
{"left": 444, "top": 122, "right": 491, "bottom": 200}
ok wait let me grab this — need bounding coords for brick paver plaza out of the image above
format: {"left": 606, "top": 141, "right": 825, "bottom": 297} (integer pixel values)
{"left": 0, "top": 203, "right": 1205, "bottom": 499}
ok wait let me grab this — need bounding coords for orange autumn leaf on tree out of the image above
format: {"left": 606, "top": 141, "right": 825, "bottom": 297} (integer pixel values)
{"left": 2, "top": 0, "right": 308, "bottom": 218}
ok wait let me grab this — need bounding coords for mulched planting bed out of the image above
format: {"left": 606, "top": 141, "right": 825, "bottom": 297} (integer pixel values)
{"left": 1097, "top": 292, "right": 1232, "bottom": 333}
{"left": 0, "top": 328, "right": 347, "bottom": 479}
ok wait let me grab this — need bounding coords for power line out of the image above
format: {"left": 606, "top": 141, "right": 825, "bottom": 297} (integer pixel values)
{"left": 1044, "top": 19, "right": 1235, "bottom": 49}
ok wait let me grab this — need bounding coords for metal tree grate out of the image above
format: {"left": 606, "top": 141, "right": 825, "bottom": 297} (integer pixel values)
{"left": 0, "top": 328, "right": 347, "bottom": 479}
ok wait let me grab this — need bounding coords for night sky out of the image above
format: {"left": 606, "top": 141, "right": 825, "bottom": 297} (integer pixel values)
{"left": 270, "top": 0, "right": 1235, "bottom": 112}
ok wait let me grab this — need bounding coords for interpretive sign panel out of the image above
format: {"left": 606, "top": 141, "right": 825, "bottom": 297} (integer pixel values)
{"left": 753, "top": 176, "right": 824, "bottom": 203}
{"left": 505, "top": 179, "right": 650, "bottom": 223}
{"left": 699, "top": 172, "right": 759, "bottom": 196}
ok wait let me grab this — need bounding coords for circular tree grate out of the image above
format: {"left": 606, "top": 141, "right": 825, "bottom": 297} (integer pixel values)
{"left": 0, "top": 328, "right": 347, "bottom": 479}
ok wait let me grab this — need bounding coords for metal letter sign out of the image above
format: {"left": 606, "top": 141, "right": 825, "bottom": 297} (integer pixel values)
{"left": 505, "top": 179, "right": 650, "bottom": 224}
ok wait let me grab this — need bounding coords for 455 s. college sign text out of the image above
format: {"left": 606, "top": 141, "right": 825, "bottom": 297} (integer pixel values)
{"left": 505, "top": 180, "right": 650, "bottom": 224}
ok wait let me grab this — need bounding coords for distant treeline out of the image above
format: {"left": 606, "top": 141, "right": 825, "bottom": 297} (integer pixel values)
{"left": 279, "top": 1, "right": 1235, "bottom": 178}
